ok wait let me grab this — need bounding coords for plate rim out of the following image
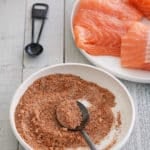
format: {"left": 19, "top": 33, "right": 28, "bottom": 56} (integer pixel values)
{"left": 80, "top": 50, "right": 150, "bottom": 83}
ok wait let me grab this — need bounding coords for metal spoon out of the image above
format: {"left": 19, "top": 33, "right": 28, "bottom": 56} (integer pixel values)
{"left": 25, "top": 3, "right": 49, "bottom": 56}
{"left": 56, "top": 101, "right": 97, "bottom": 150}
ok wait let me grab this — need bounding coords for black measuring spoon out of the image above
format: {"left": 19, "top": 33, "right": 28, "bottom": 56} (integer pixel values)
{"left": 25, "top": 3, "right": 49, "bottom": 56}
{"left": 56, "top": 101, "right": 97, "bottom": 150}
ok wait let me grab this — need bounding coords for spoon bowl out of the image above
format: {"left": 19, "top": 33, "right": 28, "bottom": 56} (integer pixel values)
{"left": 25, "top": 43, "right": 43, "bottom": 57}
{"left": 56, "top": 101, "right": 97, "bottom": 150}
{"left": 70, "top": 101, "right": 89, "bottom": 131}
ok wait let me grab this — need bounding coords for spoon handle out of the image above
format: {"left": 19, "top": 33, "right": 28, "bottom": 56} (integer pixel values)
{"left": 80, "top": 130, "right": 97, "bottom": 150}
{"left": 31, "top": 3, "right": 49, "bottom": 43}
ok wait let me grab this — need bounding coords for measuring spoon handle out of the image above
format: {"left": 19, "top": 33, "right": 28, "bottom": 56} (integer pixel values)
{"left": 80, "top": 130, "right": 97, "bottom": 150}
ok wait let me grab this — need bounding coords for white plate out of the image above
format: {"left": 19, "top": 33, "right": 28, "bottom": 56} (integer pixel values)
{"left": 10, "top": 63, "right": 135, "bottom": 150}
{"left": 71, "top": 0, "right": 150, "bottom": 83}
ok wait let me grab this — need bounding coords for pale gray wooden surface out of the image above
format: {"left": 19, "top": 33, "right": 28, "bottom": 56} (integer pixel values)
{"left": 0, "top": 0, "right": 149, "bottom": 150}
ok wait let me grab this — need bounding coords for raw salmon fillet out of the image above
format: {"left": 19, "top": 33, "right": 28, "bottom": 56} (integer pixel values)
{"left": 74, "top": 10, "right": 131, "bottom": 56}
{"left": 78, "top": 0, "right": 142, "bottom": 21}
{"left": 73, "top": 0, "right": 142, "bottom": 56}
{"left": 130, "top": 0, "right": 150, "bottom": 19}
{"left": 121, "top": 22, "right": 150, "bottom": 70}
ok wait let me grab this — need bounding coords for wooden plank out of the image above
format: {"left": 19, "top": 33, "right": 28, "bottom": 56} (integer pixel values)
{"left": 0, "top": 121, "right": 18, "bottom": 150}
{"left": 0, "top": 0, "right": 25, "bottom": 66}
{"left": 121, "top": 81, "right": 142, "bottom": 150}
{"left": 134, "top": 83, "right": 150, "bottom": 149}
{"left": 0, "top": 0, "right": 25, "bottom": 149}
{"left": 24, "top": 0, "right": 64, "bottom": 68}
{"left": 18, "top": 144, "right": 24, "bottom": 150}
{"left": 65, "top": 0, "right": 89, "bottom": 64}
{"left": 23, "top": 68, "right": 40, "bottom": 80}
{"left": 122, "top": 82, "right": 150, "bottom": 150}
{"left": 0, "top": 66, "right": 22, "bottom": 150}
{"left": 19, "top": 0, "right": 65, "bottom": 148}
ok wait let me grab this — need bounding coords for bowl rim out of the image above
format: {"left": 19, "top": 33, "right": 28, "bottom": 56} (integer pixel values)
{"left": 9, "top": 63, "right": 135, "bottom": 150}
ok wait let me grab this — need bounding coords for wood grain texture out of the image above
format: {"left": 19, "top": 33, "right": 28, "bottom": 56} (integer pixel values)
{"left": 0, "top": 0, "right": 25, "bottom": 66}
{"left": 0, "top": 66, "right": 22, "bottom": 150}
{"left": 134, "top": 83, "right": 150, "bottom": 149}
{"left": 121, "top": 81, "right": 142, "bottom": 150}
{"left": 65, "top": 0, "right": 89, "bottom": 64}
{"left": 24, "top": 0, "right": 64, "bottom": 68}
{"left": 0, "top": 121, "right": 18, "bottom": 150}
{"left": 0, "top": 0, "right": 25, "bottom": 149}
{"left": 121, "top": 81, "right": 150, "bottom": 150}
{"left": 18, "top": 145, "right": 24, "bottom": 150}
{"left": 23, "top": 68, "right": 40, "bottom": 80}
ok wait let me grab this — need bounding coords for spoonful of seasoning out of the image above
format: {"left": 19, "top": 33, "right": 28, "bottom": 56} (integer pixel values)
{"left": 56, "top": 100, "right": 97, "bottom": 150}
{"left": 25, "top": 3, "right": 49, "bottom": 56}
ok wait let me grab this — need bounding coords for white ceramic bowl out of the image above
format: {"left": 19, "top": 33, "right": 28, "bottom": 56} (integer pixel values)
{"left": 10, "top": 63, "right": 135, "bottom": 150}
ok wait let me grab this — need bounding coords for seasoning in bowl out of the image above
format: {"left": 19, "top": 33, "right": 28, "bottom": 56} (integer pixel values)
{"left": 15, "top": 74, "right": 118, "bottom": 149}
{"left": 56, "top": 100, "right": 82, "bottom": 129}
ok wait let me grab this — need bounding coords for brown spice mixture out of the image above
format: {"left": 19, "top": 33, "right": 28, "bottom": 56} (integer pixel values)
{"left": 116, "top": 112, "right": 122, "bottom": 129}
{"left": 15, "top": 74, "right": 116, "bottom": 149}
{"left": 56, "top": 100, "right": 82, "bottom": 129}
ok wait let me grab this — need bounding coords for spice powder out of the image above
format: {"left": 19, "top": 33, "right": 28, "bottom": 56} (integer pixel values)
{"left": 15, "top": 74, "right": 116, "bottom": 149}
